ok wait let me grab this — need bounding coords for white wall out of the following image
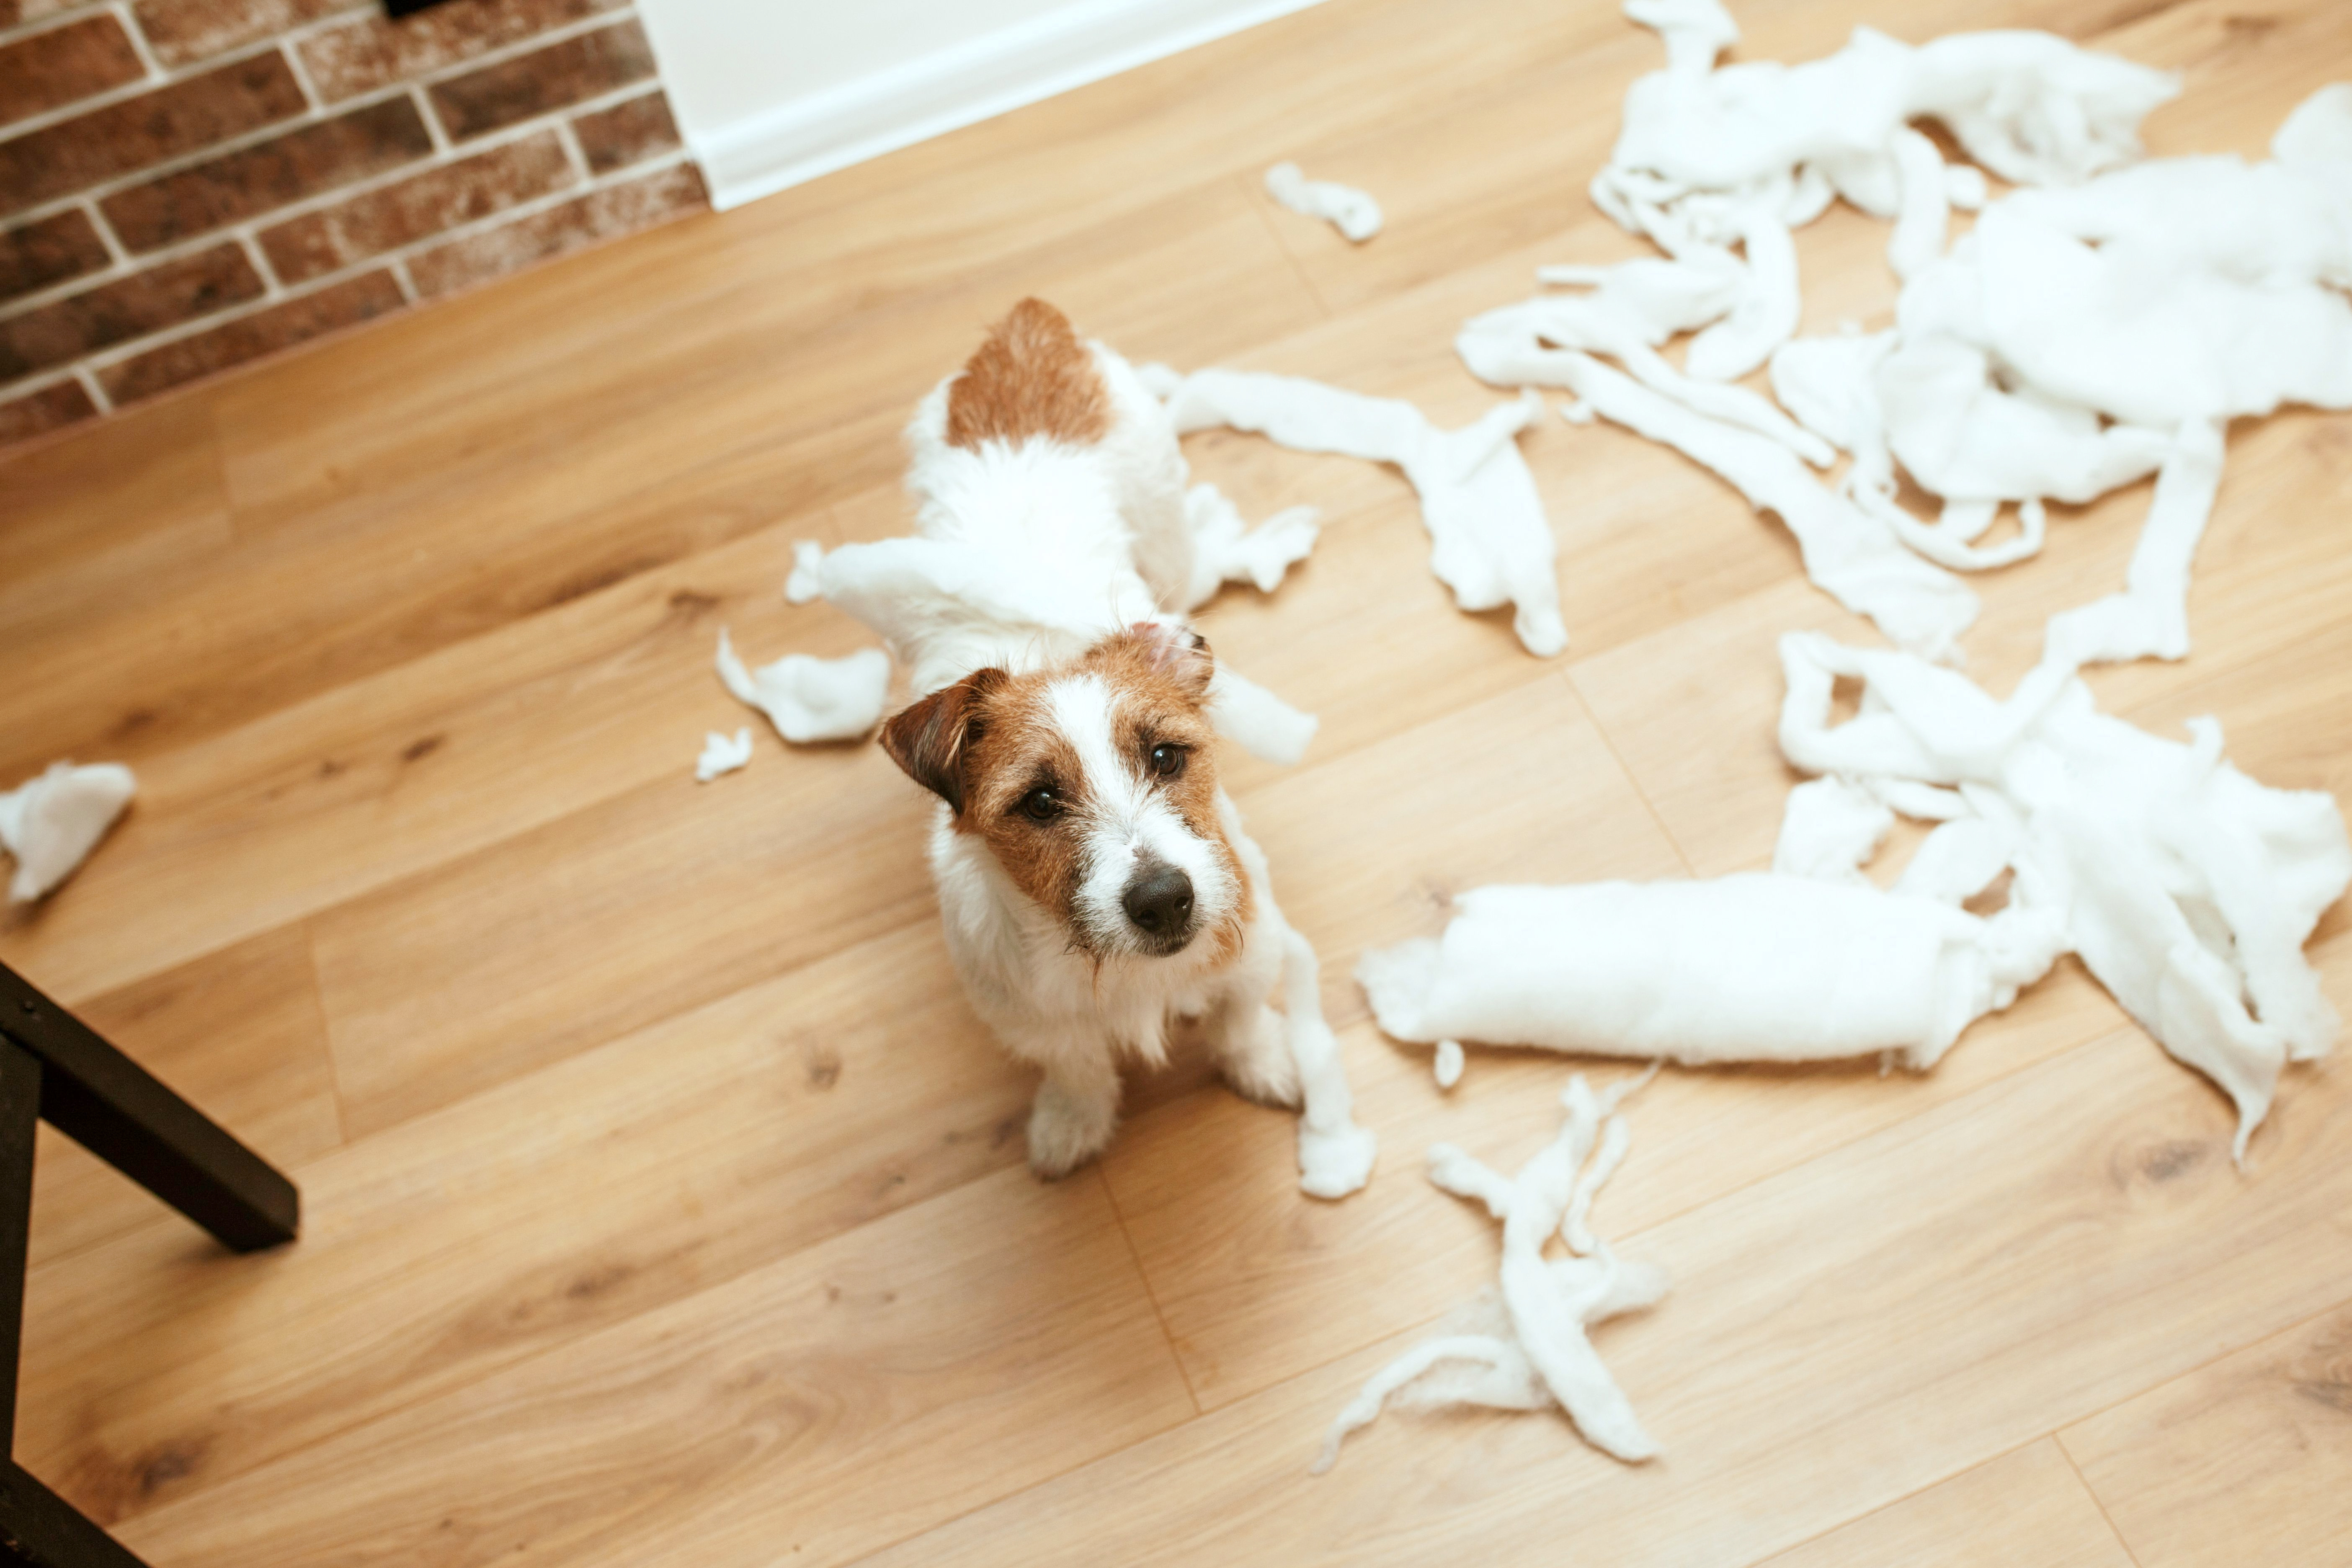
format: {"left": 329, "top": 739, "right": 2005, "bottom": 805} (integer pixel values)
{"left": 638, "top": 0, "right": 1332, "bottom": 210}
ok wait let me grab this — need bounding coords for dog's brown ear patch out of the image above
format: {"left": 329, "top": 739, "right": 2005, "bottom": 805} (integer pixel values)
{"left": 1106, "top": 621, "right": 1215, "bottom": 702}
{"left": 879, "top": 668, "right": 1006, "bottom": 812}
{"left": 944, "top": 298, "right": 1110, "bottom": 450}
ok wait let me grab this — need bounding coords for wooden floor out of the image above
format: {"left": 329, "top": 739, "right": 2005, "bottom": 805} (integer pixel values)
{"left": 4, "top": 0, "right": 2350, "bottom": 1562}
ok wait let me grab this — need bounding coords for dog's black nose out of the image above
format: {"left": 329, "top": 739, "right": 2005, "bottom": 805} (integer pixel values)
{"left": 1122, "top": 865, "right": 1194, "bottom": 937}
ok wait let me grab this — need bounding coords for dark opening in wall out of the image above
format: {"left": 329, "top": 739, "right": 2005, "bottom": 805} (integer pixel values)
{"left": 387, "top": 0, "right": 464, "bottom": 16}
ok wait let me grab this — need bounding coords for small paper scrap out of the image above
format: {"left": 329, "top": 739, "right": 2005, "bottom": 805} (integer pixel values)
{"left": 696, "top": 727, "right": 753, "bottom": 782}
{"left": 0, "top": 761, "right": 137, "bottom": 903}
{"left": 1266, "top": 161, "right": 1384, "bottom": 241}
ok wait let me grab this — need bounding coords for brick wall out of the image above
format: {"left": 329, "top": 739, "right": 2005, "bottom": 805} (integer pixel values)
{"left": 0, "top": 0, "right": 707, "bottom": 448}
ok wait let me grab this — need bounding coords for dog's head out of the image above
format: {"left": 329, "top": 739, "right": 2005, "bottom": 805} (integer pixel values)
{"left": 880, "top": 623, "right": 1246, "bottom": 963}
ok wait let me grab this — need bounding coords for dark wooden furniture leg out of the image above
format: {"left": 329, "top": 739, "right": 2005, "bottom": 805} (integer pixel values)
{"left": 0, "top": 968, "right": 297, "bottom": 1253}
{"left": 0, "top": 964, "right": 302, "bottom": 1565}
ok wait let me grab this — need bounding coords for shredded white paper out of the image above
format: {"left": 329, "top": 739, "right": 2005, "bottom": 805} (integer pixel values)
{"left": 714, "top": 630, "right": 892, "bottom": 745}
{"left": 1433, "top": 1038, "right": 1465, "bottom": 1090}
{"left": 1463, "top": 4, "right": 2352, "bottom": 673}
{"left": 1358, "top": 3, "right": 2352, "bottom": 1165}
{"left": 1153, "top": 369, "right": 1569, "bottom": 656}
{"left": 694, "top": 727, "right": 754, "bottom": 782}
{"left": 1778, "top": 632, "right": 2351, "bottom": 1159}
{"left": 1265, "top": 161, "right": 1385, "bottom": 242}
{"left": 1316, "top": 1069, "right": 1664, "bottom": 1471}
{"left": 1359, "top": 631, "right": 2351, "bottom": 1160}
{"left": 0, "top": 761, "right": 136, "bottom": 903}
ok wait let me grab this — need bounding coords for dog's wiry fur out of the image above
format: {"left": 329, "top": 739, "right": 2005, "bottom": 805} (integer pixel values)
{"left": 879, "top": 299, "right": 1301, "bottom": 1177}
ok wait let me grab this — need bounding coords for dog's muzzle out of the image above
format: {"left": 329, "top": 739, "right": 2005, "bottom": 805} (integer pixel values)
{"left": 1121, "top": 863, "right": 1196, "bottom": 954}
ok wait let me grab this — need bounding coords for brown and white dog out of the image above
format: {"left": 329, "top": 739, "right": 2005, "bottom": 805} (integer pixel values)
{"left": 877, "top": 300, "right": 1304, "bottom": 1177}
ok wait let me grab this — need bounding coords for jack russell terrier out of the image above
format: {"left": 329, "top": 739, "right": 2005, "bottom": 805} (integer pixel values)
{"left": 875, "top": 299, "right": 1310, "bottom": 1177}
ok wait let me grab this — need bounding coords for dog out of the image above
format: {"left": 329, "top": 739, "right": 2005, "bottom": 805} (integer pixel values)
{"left": 876, "top": 299, "right": 1306, "bottom": 1178}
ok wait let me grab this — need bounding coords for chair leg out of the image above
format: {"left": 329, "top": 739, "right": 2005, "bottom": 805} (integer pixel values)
{"left": 0, "top": 967, "right": 296, "bottom": 1254}
{"left": 0, "top": 1462, "right": 152, "bottom": 1568}
{"left": 0, "top": 1044, "right": 33, "bottom": 1453}
{"left": 0, "top": 1044, "right": 149, "bottom": 1567}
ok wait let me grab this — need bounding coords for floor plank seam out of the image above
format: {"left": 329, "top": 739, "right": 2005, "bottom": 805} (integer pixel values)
{"left": 1240, "top": 170, "right": 1338, "bottom": 323}
{"left": 1560, "top": 663, "right": 1702, "bottom": 879}
{"left": 2048, "top": 1285, "right": 2352, "bottom": 1488}
{"left": 2054, "top": 1429, "right": 2151, "bottom": 1568}
{"left": 1740, "top": 1434, "right": 2053, "bottom": 1567}
{"left": 1140, "top": 1025, "right": 2155, "bottom": 1440}
{"left": 1094, "top": 1164, "right": 1207, "bottom": 1419}
{"left": 300, "top": 916, "right": 355, "bottom": 1154}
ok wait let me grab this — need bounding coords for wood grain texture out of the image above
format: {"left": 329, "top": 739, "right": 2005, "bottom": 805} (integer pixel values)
{"left": 0, "top": 0, "right": 2346, "bottom": 1563}
{"left": 1758, "top": 1441, "right": 2138, "bottom": 1568}
{"left": 114, "top": 1166, "right": 1193, "bottom": 1568}
{"left": 2063, "top": 1304, "right": 2352, "bottom": 1568}
{"left": 18, "top": 924, "right": 1036, "bottom": 1524}
{"left": 856, "top": 1010, "right": 2352, "bottom": 1568}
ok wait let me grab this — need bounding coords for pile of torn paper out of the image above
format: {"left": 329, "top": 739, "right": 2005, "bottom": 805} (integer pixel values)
{"left": 1191, "top": 3, "right": 2347, "bottom": 1468}
{"left": 1318, "top": 1070, "right": 1666, "bottom": 1471}
{"left": 1372, "top": 0, "right": 2352, "bottom": 1166}
{"left": 1362, "top": 627, "right": 2350, "bottom": 1160}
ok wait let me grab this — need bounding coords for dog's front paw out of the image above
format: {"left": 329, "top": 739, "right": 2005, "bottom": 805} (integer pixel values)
{"left": 1027, "top": 1080, "right": 1117, "bottom": 1179}
{"left": 1218, "top": 1003, "right": 1302, "bottom": 1109}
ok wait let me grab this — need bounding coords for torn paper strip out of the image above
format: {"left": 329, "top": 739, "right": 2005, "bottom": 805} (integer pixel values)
{"left": 1317, "top": 1071, "right": 1665, "bottom": 1471}
{"left": 1208, "top": 666, "right": 1320, "bottom": 768}
{"left": 0, "top": 762, "right": 136, "bottom": 903}
{"left": 1180, "top": 484, "right": 1320, "bottom": 611}
{"left": 1357, "top": 873, "right": 2062, "bottom": 1073}
{"left": 716, "top": 630, "right": 892, "bottom": 744}
{"left": 1459, "top": 315, "right": 1975, "bottom": 660}
{"left": 1159, "top": 367, "right": 1568, "bottom": 656}
{"left": 695, "top": 727, "right": 753, "bottom": 782}
{"left": 1265, "top": 161, "right": 1383, "bottom": 242}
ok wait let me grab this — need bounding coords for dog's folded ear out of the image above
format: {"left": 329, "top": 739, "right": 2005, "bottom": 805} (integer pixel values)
{"left": 1114, "top": 620, "right": 1215, "bottom": 701}
{"left": 879, "top": 667, "right": 1006, "bottom": 813}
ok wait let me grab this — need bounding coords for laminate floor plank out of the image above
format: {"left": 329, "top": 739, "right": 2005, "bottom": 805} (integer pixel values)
{"left": 1756, "top": 1440, "right": 2138, "bottom": 1568}
{"left": 18, "top": 923, "right": 1038, "bottom": 1527}
{"left": 2063, "top": 1300, "right": 2352, "bottom": 1568}
{"left": 1, "top": 0, "right": 2345, "bottom": 1563}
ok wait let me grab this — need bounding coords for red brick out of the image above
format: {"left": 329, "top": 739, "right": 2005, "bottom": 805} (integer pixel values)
{"left": 428, "top": 20, "right": 655, "bottom": 142}
{"left": 408, "top": 160, "right": 704, "bottom": 297}
{"left": 571, "top": 90, "right": 678, "bottom": 175}
{"left": 0, "top": 0, "right": 83, "bottom": 26}
{"left": 0, "top": 377, "right": 96, "bottom": 445}
{"left": 298, "top": 0, "right": 625, "bottom": 104}
{"left": 0, "top": 244, "right": 261, "bottom": 381}
{"left": 260, "top": 131, "right": 573, "bottom": 284}
{"left": 98, "top": 268, "right": 403, "bottom": 404}
{"left": 0, "top": 52, "right": 307, "bottom": 217}
{"left": 134, "top": 0, "right": 368, "bottom": 70}
{"left": 0, "top": 209, "right": 111, "bottom": 304}
{"left": 101, "top": 97, "right": 432, "bottom": 253}
{"left": 0, "top": 15, "right": 146, "bottom": 129}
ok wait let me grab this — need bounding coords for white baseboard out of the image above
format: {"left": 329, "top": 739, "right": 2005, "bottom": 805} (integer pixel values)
{"left": 688, "top": 0, "right": 1332, "bottom": 211}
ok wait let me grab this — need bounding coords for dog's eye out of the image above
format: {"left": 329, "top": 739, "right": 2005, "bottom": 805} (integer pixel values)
{"left": 1148, "top": 743, "right": 1187, "bottom": 779}
{"left": 1019, "top": 787, "right": 1063, "bottom": 822}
